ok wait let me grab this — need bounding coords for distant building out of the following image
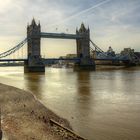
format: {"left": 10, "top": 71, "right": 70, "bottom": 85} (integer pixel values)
{"left": 121, "top": 48, "right": 135, "bottom": 55}
{"left": 66, "top": 54, "right": 77, "bottom": 58}
{"left": 107, "top": 46, "right": 115, "bottom": 56}
{"left": 120, "top": 48, "right": 140, "bottom": 65}
{"left": 59, "top": 56, "right": 67, "bottom": 59}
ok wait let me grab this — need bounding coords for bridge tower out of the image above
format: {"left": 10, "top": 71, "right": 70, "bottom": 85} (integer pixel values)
{"left": 24, "top": 19, "right": 45, "bottom": 72}
{"left": 75, "top": 23, "right": 95, "bottom": 70}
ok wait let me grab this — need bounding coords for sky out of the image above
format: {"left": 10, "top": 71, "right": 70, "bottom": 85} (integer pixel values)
{"left": 0, "top": 0, "right": 140, "bottom": 58}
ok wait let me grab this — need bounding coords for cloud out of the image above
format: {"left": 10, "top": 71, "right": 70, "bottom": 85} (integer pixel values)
{"left": 0, "top": 0, "right": 140, "bottom": 57}
{"left": 46, "top": 0, "right": 112, "bottom": 28}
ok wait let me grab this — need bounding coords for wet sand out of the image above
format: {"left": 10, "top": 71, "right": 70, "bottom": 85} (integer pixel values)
{"left": 0, "top": 83, "right": 71, "bottom": 140}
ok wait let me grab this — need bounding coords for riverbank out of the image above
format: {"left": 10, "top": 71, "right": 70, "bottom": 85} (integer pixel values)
{"left": 0, "top": 83, "right": 72, "bottom": 140}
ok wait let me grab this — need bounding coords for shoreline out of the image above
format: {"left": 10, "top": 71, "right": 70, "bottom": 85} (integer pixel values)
{"left": 0, "top": 83, "right": 72, "bottom": 140}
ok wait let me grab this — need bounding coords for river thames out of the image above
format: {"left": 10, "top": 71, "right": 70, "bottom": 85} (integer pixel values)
{"left": 0, "top": 66, "right": 140, "bottom": 140}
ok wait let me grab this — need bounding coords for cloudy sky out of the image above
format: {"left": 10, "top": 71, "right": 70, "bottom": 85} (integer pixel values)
{"left": 0, "top": 0, "right": 140, "bottom": 57}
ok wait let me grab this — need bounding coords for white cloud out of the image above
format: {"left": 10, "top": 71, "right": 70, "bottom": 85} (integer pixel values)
{"left": 0, "top": 0, "right": 140, "bottom": 57}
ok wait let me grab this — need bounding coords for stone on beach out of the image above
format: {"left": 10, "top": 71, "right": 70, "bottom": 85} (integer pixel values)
{"left": 0, "top": 83, "right": 71, "bottom": 140}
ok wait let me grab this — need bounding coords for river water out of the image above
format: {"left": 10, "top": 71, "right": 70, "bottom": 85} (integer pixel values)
{"left": 0, "top": 66, "right": 140, "bottom": 140}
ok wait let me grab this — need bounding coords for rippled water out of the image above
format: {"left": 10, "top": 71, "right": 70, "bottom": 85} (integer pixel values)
{"left": 0, "top": 66, "right": 140, "bottom": 140}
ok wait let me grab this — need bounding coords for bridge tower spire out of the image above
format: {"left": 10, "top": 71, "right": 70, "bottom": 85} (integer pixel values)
{"left": 25, "top": 19, "right": 45, "bottom": 72}
{"left": 75, "top": 23, "right": 95, "bottom": 70}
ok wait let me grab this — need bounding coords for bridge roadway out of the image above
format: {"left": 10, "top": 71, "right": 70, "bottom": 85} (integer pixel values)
{"left": 41, "top": 32, "right": 83, "bottom": 39}
{"left": 0, "top": 59, "right": 27, "bottom": 62}
{"left": 0, "top": 58, "right": 80, "bottom": 62}
{"left": 0, "top": 58, "right": 129, "bottom": 62}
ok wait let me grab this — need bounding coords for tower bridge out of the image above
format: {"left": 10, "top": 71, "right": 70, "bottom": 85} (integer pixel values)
{"left": 0, "top": 19, "right": 137, "bottom": 72}
{"left": 25, "top": 19, "right": 95, "bottom": 72}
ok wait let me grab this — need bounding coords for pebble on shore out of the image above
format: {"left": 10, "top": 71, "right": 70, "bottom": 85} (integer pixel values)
{"left": 0, "top": 83, "right": 72, "bottom": 140}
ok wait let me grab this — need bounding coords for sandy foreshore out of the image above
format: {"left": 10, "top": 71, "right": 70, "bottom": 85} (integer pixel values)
{"left": 0, "top": 83, "right": 72, "bottom": 140}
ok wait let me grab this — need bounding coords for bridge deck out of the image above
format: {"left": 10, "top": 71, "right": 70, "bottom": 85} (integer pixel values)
{"left": 0, "top": 58, "right": 129, "bottom": 62}
{"left": 0, "top": 59, "right": 27, "bottom": 62}
{"left": 41, "top": 32, "right": 83, "bottom": 39}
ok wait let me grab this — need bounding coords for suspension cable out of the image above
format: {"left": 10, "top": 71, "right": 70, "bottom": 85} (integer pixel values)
{"left": 90, "top": 39, "right": 104, "bottom": 53}
{"left": 0, "top": 38, "right": 27, "bottom": 59}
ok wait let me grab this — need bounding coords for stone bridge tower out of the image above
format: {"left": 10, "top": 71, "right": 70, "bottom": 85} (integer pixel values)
{"left": 75, "top": 23, "right": 95, "bottom": 70}
{"left": 24, "top": 19, "right": 45, "bottom": 72}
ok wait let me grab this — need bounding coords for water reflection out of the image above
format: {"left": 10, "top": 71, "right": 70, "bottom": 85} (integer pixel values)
{"left": 0, "top": 67, "right": 140, "bottom": 140}
{"left": 76, "top": 72, "right": 91, "bottom": 96}
{"left": 24, "top": 73, "right": 45, "bottom": 97}
{"left": 74, "top": 72, "right": 93, "bottom": 136}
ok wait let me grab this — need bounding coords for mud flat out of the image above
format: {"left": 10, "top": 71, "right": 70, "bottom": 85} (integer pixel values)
{"left": 0, "top": 83, "right": 73, "bottom": 140}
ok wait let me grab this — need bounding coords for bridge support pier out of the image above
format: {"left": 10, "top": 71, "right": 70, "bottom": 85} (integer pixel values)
{"left": 74, "top": 58, "right": 95, "bottom": 71}
{"left": 75, "top": 23, "right": 96, "bottom": 71}
{"left": 24, "top": 59, "right": 45, "bottom": 73}
{"left": 24, "top": 66, "right": 45, "bottom": 72}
